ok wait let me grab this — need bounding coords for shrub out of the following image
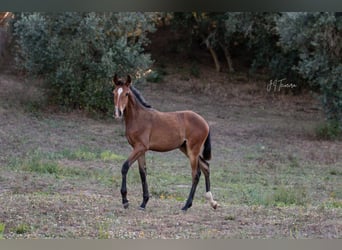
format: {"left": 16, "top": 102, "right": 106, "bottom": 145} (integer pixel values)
{"left": 277, "top": 12, "right": 342, "bottom": 126}
{"left": 316, "top": 120, "right": 342, "bottom": 140}
{"left": 12, "top": 12, "right": 156, "bottom": 113}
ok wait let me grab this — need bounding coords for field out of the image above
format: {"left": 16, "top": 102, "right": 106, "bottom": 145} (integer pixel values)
{"left": 0, "top": 65, "right": 341, "bottom": 239}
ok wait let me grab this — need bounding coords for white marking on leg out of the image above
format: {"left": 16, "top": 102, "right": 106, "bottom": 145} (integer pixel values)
{"left": 205, "top": 191, "right": 218, "bottom": 209}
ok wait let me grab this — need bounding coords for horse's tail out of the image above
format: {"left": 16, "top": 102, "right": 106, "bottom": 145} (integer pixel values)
{"left": 202, "top": 130, "right": 211, "bottom": 161}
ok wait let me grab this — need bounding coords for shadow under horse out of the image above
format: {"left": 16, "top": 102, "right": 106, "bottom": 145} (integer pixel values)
{"left": 112, "top": 74, "right": 218, "bottom": 211}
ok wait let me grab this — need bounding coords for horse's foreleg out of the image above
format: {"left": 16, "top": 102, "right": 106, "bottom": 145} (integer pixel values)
{"left": 120, "top": 160, "right": 130, "bottom": 208}
{"left": 199, "top": 156, "right": 218, "bottom": 209}
{"left": 138, "top": 153, "right": 149, "bottom": 210}
{"left": 120, "top": 145, "right": 146, "bottom": 209}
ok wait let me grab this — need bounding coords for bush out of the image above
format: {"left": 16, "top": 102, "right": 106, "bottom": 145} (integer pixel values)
{"left": 316, "top": 120, "right": 342, "bottom": 140}
{"left": 277, "top": 12, "right": 342, "bottom": 126}
{"left": 12, "top": 12, "right": 156, "bottom": 113}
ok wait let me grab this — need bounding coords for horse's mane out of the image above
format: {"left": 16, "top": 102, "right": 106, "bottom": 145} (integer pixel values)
{"left": 130, "top": 86, "right": 152, "bottom": 109}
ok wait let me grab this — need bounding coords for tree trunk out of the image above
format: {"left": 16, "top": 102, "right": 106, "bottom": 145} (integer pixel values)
{"left": 208, "top": 46, "right": 221, "bottom": 72}
{"left": 219, "top": 42, "right": 234, "bottom": 73}
{"left": 202, "top": 31, "right": 221, "bottom": 72}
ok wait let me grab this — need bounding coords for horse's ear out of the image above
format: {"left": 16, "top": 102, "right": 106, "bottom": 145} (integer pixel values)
{"left": 126, "top": 75, "right": 132, "bottom": 87}
{"left": 113, "top": 74, "right": 119, "bottom": 85}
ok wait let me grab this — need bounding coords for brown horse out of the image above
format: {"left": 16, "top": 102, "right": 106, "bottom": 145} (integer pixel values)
{"left": 112, "top": 74, "right": 218, "bottom": 211}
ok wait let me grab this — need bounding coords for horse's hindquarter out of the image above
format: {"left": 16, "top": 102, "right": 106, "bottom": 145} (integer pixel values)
{"left": 182, "top": 110, "right": 210, "bottom": 145}
{"left": 182, "top": 110, "right": 209, "bottom": 134}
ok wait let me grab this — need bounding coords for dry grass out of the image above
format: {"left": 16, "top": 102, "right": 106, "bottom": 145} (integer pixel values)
{"left": 0, "top": 66, "right": 341, "bottom": 239}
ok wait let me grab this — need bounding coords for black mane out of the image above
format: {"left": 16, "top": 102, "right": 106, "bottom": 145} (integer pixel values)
{"left": 130, "top": 86, "right": 152, "bottom": 109}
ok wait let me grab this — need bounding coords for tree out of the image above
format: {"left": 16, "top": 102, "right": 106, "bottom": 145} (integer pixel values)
{"left": 277, "top": 12, "right": 342, "bottom": 126}
{"left": 12, "top": 12, "right": 156, "bottom": 113}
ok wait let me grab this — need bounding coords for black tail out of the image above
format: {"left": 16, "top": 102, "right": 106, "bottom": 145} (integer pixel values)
{"left": 202, "top": 130, "right": 211, "bottom": 161}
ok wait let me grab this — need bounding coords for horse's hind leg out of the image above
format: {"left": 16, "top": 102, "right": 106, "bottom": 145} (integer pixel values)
{"left": 182, "top": 155, "right": 201, "bottom": 211}
{"left": 138, "top": 153, "right": 149, "bottom": 210}
{"left": 199, "top": 156, "right": 218, "bottom": 209}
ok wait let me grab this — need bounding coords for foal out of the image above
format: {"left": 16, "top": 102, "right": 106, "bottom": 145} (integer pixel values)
{"left": 113, "top": 74, "right": 217, "bottom": 211}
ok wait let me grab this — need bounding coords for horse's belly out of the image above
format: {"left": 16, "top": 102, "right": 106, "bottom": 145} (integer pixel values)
{"left": 148, "top": 133, "right": 183, "bottom": 152}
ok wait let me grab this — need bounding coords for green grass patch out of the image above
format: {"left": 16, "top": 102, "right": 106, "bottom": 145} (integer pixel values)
{"left": 100, "top": 150, "right": 126, "bottom": 162}
{"left": 13, "top": 223, "right": 30, "bottom": 235}
{"left": 0, "top": 223, "right": 5, "bottom": 239}
{"left": 22, "top": 158, "right": 92, "bottom": 178}
{"left": 323, "top": 199, "right": 342, "bottom": 208}
{"left": 236, "top": 184, "right": 309, "bottom": 207}
{"left": 269, "top": 185, "right": 308, "bottom": 206}
{"left": 6, "top": 149, "right": 119, "bottom": 184}
{"left": 61, "top": 147, "right": 125, "bottom": 162}
{"left": 97, "top": 223, "right": 111, "bottom": 239}
{"left": 239, "top": 185, "right": 270, "bottom": 205}
{"left": 8, "top": 148, "right": 125, "bottom": 169}
{"left": 25, "top": 160, "right": 60, "bottom": 175}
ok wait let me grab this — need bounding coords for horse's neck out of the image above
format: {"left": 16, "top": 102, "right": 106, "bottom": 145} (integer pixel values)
{"left": 124, "top": 95, "right": 149, "bottom": 126}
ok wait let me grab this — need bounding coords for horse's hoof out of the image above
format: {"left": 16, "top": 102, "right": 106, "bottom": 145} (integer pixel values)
{"left": 181, "top": 204, "right": 191, "bottom": 211}
{"left": 212, "top": 202, "right": 218, "bottom": 210}
{"left": 138, "top": 206, "right": 145, "bottom": 211}
{"left": 123, "top": 202, "right": 129, "bottom": 209}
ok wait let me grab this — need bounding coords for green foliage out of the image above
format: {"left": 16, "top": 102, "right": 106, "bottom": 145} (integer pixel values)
{"left": 277, "top": 12, "right": 342, "bottom": 125}
{"left": 316, "top": 120, "right": 342, "bottom": 140}
{"left": 169, "top": 12, "right": 196, "bottom": 53}
{"left": 12, "top": 12, "right": 156, "bottom": 113}
{"left": 169, "top": 12, "right": 301, "bottom": 80}
{"left": 11, "top": 12, "right": 342, "bottom": 126}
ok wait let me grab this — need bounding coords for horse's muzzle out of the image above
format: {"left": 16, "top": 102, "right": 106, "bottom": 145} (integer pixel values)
{"left": 114, "top": 107, "right": 123, "bottom": 119}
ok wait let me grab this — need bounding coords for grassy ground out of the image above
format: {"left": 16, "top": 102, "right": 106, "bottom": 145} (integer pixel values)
{"left": 0, "top": 65, "right": 341, "bottom": 239}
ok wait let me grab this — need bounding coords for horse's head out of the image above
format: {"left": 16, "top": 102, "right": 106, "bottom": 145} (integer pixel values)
{"left": 112, "top": 74, "right": 131, "bottom": 119}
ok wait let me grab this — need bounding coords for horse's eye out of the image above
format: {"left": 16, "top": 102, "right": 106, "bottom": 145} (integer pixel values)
{"left": 125, "top": 93, "right": 129, "bottom": 97}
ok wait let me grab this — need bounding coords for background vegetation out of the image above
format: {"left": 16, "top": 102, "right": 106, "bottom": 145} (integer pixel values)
{"left": 169, "top": 12, "right": 341, "bottom": 133}
{"left": 10, "top": 12, "right": 341, "bottom": 136}
{"left": 12, "top": 12, "right": 156, "bottom": 113}
{"left": 0, "top": 12, "right": 341, "bottom": 239}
